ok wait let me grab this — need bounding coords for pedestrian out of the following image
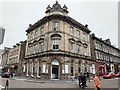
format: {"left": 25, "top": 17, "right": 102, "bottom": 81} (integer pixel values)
{"left": 83, "top": 72, "right": 87, "bottom": 87}
{"left": 5, "top": 79, "right": 9, "bottom": 90}
{"left": 93, "top": 74, "right": 102, "bottom": 90}
{"left": 78, "top": 73, "right": 82, "bottom": 87}
{"left": 86, "top": 72, "right": 90, "bottom": 82}
{"left": 81, "top": 73, "right": 86, "bottom": 89}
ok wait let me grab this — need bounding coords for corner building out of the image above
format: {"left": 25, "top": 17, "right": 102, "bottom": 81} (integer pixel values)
{"left": 24, "top": 2, "right": 92, "bottom": 80}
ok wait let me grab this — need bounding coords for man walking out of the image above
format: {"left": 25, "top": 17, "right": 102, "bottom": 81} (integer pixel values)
{"left": 86, "top": 72, "right": 90, "bottom": 82}
{"left": 78, "top": 73, "right": 82, "bottom": 87}
{"left": 93, "top": 74, "right": 101, "bottom": 90}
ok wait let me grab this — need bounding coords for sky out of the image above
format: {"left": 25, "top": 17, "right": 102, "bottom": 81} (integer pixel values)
{"left": 0, "top": 0, "right": 119, "bottom": 49}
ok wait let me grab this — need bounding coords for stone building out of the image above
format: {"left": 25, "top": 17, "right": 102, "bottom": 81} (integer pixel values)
{"left": 24, "top": 1, "right": 92, "bottom": 80}
{"left": 1, "top": 47, "right": 10, "bottom": 73}
{"left": 0, "top": 49, "right": 4, "bottom": 66}
{"left": 7, "top": 41, "right": 26, "bottom": 75}
{"left": 90, "top": 34, "right": 120, "bottom": 76}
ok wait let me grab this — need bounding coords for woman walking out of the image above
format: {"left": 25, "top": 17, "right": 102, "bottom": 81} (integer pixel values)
{"left": 93, "top": 74, "right": 102, "bottom": 90}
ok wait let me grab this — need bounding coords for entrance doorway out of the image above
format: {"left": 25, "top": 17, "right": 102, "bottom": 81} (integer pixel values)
{"left": 52, "top": 65, "right": 59, "bottom": 79}
{"left": 51, "top": 59, "right": 59, "bottom": 79}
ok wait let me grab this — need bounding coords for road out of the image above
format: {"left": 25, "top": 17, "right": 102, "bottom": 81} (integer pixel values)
{"left": 0, "top": 76, "right": 120, "bottom": 89}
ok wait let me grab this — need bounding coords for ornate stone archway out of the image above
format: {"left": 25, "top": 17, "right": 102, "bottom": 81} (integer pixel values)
{"left": 51, "top": 59, "right": 60, "bottom": 79}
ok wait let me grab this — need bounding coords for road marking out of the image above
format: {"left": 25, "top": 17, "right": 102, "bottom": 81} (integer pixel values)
{"left": 0, "top": 85, "right": 5, "bottom": 88}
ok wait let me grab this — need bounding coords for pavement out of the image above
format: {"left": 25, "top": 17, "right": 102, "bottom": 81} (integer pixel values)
{"left": 9, "top": 76, "right": 75, "bottom": 83}
{"left": 0, "top": 75, "right": 106, "bottom": 84}
{"left": 0, "top": 76, "right": 119, "bottom": 88}
{"left": 8, "top": 75, "right": 105, "bottom": 84}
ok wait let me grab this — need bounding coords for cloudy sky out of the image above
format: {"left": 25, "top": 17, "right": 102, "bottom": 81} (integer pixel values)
{"left": 0, "top": 0, "right": 119, "bottom": 49}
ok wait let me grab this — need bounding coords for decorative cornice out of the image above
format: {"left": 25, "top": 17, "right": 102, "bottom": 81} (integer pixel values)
{"left": 26, "top": 14, "right": 91, "bottom": 34}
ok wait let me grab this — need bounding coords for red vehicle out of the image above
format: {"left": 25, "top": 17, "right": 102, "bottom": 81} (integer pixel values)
{"left": 115, "top": 72, "right": 120, "bottom": 77}
{"left": 103, "top": 73, "right": 111, "bottom": 79}
{"left": 109, "top": 72, "right": 116, "bottom": 78}
{"left": 103, "top": 72, "right": 115, "bottom": 79}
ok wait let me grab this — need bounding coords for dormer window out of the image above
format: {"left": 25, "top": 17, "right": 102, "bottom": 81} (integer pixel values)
{"left": 53, "top": 21, "right": 59, "bottom": 31}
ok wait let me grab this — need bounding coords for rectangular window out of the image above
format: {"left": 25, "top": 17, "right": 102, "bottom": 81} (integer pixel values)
{"left": 78, "top": 67, "right": 81, "bottom": 73}
{"left": 40, "top": 27, "right": 44, "bottom": 36}
{"left": 43, "top": 65, "right": 46, "bottom": 73}
{"left": 53, "top": 21, "right": 59, "bottom": 31}
{"left": 77, "top": 30, "right": 80, "bottom": 38}
{"left": 83, "top": 33, "right": 86, "bottom": 40}
{"left": 70, "top": 42, "right": 74, "bottom": 53}
{"left": 41, "top": 42, "right": 44, "bottom": 52}
{"left": 65, "top": 65, "right": 68, "bottom": 73}
{"left": 39, "top": 66, "right": 41, "bottom": 76}
{"left": 35, "top": 44, "right": 38, "bottom": 54}
{"left": 53, "top": 40, "right": 59, "bottom": 50}
{"left": 77, "top": 44, "right": 80, "bottom": 54}
{"left": 84, "top": 47, "right": 87, "bottom": 56}
{"left": 70, "top": 26, "right": 74, "bottom": 36}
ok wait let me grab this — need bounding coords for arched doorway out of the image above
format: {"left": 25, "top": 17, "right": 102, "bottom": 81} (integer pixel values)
{"left": 51, "top": 59, "right": 59, "bottom": 79}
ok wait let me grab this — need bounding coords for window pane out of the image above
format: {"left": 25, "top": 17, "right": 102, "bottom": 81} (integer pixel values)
{"left": 40, "top": 27, "right": 43, "bottom": 36}
{"left": 70, "top": 27, "right": 74, "bottom": 36}
{"left": 53, "top": 45, "right": 56, "bottom": 49}
{"left": 54, "top": 21, "right": 59, "bottom": 31}
{"left": 77, "top": 30, "right": 80, "bottom": 38}
{"left": 53, "top": 40, "right": 59, "bottom": 50}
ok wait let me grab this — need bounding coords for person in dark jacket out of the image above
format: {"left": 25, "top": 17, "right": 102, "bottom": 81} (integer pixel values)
{"left": 81, "top": 73, "right": 86, "bottom": 89}
{"left": 83, "top": 73, "right": 87, "bottom": 87}
{"left": 78, "top": 73, "right": 82, "bottom": 87}
{"left": 86, "top": 72, "right": 90, "bottom": 82}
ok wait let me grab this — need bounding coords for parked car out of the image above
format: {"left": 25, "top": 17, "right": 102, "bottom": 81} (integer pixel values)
{"left": 109, "top": 72, "right": 116, "bottom": 78}
{"left": 103, "top": 73, "right": 111, "bottom": 79}
{"left": 103, "top": 72, "right": 115, "bottom": 79}
{"left": 115, "top": 72, "right": 120, "bottom": 77}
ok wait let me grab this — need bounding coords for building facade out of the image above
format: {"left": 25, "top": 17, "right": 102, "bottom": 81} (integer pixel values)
{"left": 7, "top": 41, "right": 26, "bottom": 75}
{"left": 0, "top": 49, "right": 4, "bottom": 67}
{"left": 90, "top": 34, "right": 120, "bottom": 76}
{"left": 1, "top": 47, "right": 10, "bottom": 73}
{"left": 24, "top": 1, "right": 92, "bottom": 80}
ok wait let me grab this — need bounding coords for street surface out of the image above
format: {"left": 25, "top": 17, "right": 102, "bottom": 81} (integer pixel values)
{"left": 0, "top": 76, "right": 119, "bottom": 89}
